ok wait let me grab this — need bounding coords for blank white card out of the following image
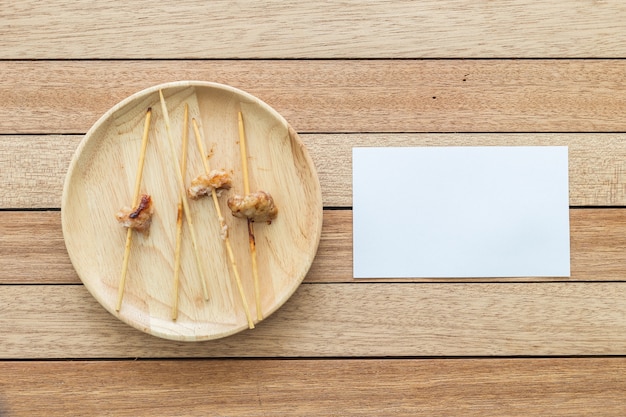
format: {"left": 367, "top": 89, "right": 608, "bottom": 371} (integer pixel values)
{"left": 352, "top": 146, "right": 570, "bottom": 278}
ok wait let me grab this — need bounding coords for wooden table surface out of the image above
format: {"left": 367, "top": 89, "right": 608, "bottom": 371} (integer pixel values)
{"left": 2, "top": 1, "right": 626, "bottom": 415}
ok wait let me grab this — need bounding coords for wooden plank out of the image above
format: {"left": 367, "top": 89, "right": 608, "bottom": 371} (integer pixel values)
{"left": 4, "top": 133, "right": 626, "bottom": 209}
{"left": 2, "top": 209, "right": 626, "bottom": 285}
{"left": 1, "top": 282, "right": 626, "bottom": 358}
{"left": 315, "top": 133, "right": 626, "bottom": 207}
{"left": 0, "top": 135, "right": 79, "bottom": 208}
{"left": 0, "top": 211, "right": 74, "bottom": 283}
{"left": 2, "top": 1, "right": 626, "bottom": 59}
{"left": 2, "top": 60, "right": 626, "bottom": 134}
{"left": 1, "top": 358, "right": 625, "bottom": 416}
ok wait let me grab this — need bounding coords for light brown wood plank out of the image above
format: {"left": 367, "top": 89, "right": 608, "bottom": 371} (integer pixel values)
{"left": 0, "top": 211, "right": 73, "bottom": 283}
{"left": 2, "top": 60, "right": 626, "bottom": 134}
{"left": 2, "top": 209, "right": 626, "bottom": 284}
{"left": 0, "top": 135, "right": 80, "bottom": 208}
{"left": 1, "top": 283, "right": 626, "bottom": 358}
{"left": 4, "top": 133, "right": 626, "bottom": 209}
{"left": 1, "top": 358, "right": 625, "bottom": 416}
{"left": 315, "top": 133, "right": 626, "bottom": 207}
{"left": 2, "top": 1, "right": 626, "bottom": 59}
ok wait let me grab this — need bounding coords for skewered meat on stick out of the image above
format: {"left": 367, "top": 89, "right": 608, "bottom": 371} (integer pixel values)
{"left": 116, "top": 107, "right": 152, "bottom": 312}
{"left": 227, "top": 191, "right": 278, "bottom": 224}
{"left": 231, "top": 110, "right": 279, "bottom": 322}
{"left": 115, "top": 194, "right": 154, "bottom": 233}
{"left": 187, "top": 169, "right": 232, "bottom": 199}
{"left": 190, "top": 118, "right": 255, "bottom": 329}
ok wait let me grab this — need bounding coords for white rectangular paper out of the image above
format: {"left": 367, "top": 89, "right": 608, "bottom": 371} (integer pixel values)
{"left": 353, "top": 146, "right": 570, "bottom": 278}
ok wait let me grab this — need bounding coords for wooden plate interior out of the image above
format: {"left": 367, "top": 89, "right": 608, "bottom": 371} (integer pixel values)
{"left": 62, "top": 82, "right": 323, "bottom": 341}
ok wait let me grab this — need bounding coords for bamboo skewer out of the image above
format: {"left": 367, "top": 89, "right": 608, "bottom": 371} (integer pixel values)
{"left": 192, "top": 118, "right": 255, "bottom": 329}
{"left": 172, "top": 103, "right": 190, "bottom": 320}
{"left": 237, "top": 111, "right": 263, "bottom": 321}
{"left": 158, "top": 90, "right": 209, "bottom": 301}
{"left": 116, "top": 107, "right": 152, "bottom": 312}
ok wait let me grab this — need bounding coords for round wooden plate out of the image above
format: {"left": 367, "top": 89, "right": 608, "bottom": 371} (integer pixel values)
{"left": 62, "top": 81, "right": 323, "bottom": 341}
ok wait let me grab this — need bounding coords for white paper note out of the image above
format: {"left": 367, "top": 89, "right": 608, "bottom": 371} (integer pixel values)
{"left": 352, "top": 146, "right": 570, "bottom": 278}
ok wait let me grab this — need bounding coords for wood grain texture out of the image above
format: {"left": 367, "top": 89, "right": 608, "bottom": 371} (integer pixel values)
{"left": 5, "top": 133, "right": 626, "bottom": 209}
{"left": 2, "top": 60, "right": 626, "bottom": 134}
{"left": 3, "top": 209, "right": 626, "bottom": 285}
{"left": 0, "top": 135, "right": 80, "bottom": 208}
{"left": 2, "top": 1, "right": 626, "bottom": 59}
{"left": 2, "top": 282, "right": 626, "bottom": 358}
{"left": 1, "top": 358, "right": 625, "bottom": 416}
{"left": 3, "top": 2, "right": 626, "bottom": 413}
{"left": 0, "top": 211, "right": 73, "bottom": 283}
